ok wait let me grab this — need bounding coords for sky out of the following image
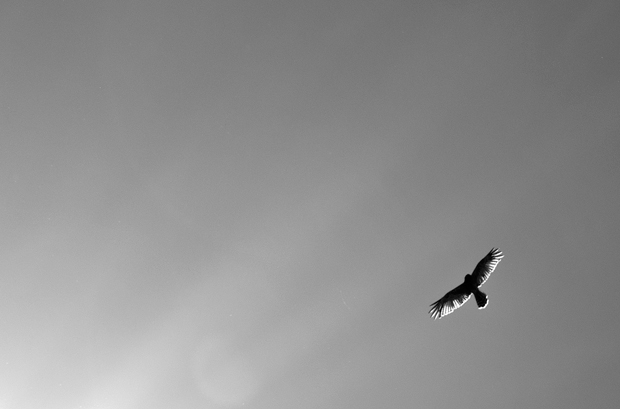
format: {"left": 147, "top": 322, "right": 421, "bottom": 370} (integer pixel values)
{"left": 1, "top": 1, "right": 619, "bottom": 408}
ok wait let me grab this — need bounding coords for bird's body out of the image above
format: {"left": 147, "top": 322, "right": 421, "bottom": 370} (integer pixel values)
{"left": 429, "top": 248, "right": 503, "bottom": 319}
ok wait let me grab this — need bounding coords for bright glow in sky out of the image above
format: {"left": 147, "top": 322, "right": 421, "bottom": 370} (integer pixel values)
{"left": 1, "top": 1, "right": 619, "bottom": 408}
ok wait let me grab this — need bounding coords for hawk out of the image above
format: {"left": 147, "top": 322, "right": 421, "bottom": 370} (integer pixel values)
{"left": 429, "top": 248, "right": 503, "bottom": 319}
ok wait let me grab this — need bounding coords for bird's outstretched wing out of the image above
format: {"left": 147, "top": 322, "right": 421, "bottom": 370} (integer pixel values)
{"left": 471, "top": 247, "right": 503, "bottom": 287}
{"left": 429, "top": 282, "right": 471, "bottom": 320}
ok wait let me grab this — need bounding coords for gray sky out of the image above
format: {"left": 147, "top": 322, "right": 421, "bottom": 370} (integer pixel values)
{"left": 1, "top": 1, "right": 619, "bottom": 408}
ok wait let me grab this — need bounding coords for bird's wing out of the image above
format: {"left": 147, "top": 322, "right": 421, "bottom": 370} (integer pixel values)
{"left": 429, "top": 282, "right": 471, "bottom": 319}
{"left": 471, "top": 247, "right": 504, "bottom": 287}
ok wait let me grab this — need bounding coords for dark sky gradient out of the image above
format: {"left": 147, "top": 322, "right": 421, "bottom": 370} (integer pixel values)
{"left": 1, "top": 1, "right": 619, "bottom": 408}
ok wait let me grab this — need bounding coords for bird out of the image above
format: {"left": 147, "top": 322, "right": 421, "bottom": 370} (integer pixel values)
{"left": 429, "top": 248, "right": 504, "bottom": 319}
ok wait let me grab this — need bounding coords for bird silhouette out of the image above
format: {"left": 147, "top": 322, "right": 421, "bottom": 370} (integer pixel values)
{"left": 429, "top": 248, "right": 503, "bottom": 319}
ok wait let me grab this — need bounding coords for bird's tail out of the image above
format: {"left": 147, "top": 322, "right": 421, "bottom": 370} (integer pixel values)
{"left": 473, "top": 289, "right": 488, "bottom": 309}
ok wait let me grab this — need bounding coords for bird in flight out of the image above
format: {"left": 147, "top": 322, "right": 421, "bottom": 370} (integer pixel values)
{"left": 429, "top": 248, "right": 504, "bottom": 319}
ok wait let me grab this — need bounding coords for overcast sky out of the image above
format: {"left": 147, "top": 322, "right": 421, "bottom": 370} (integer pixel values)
{"left": 1, "top": 1, "right": 620, "bottom": 408}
